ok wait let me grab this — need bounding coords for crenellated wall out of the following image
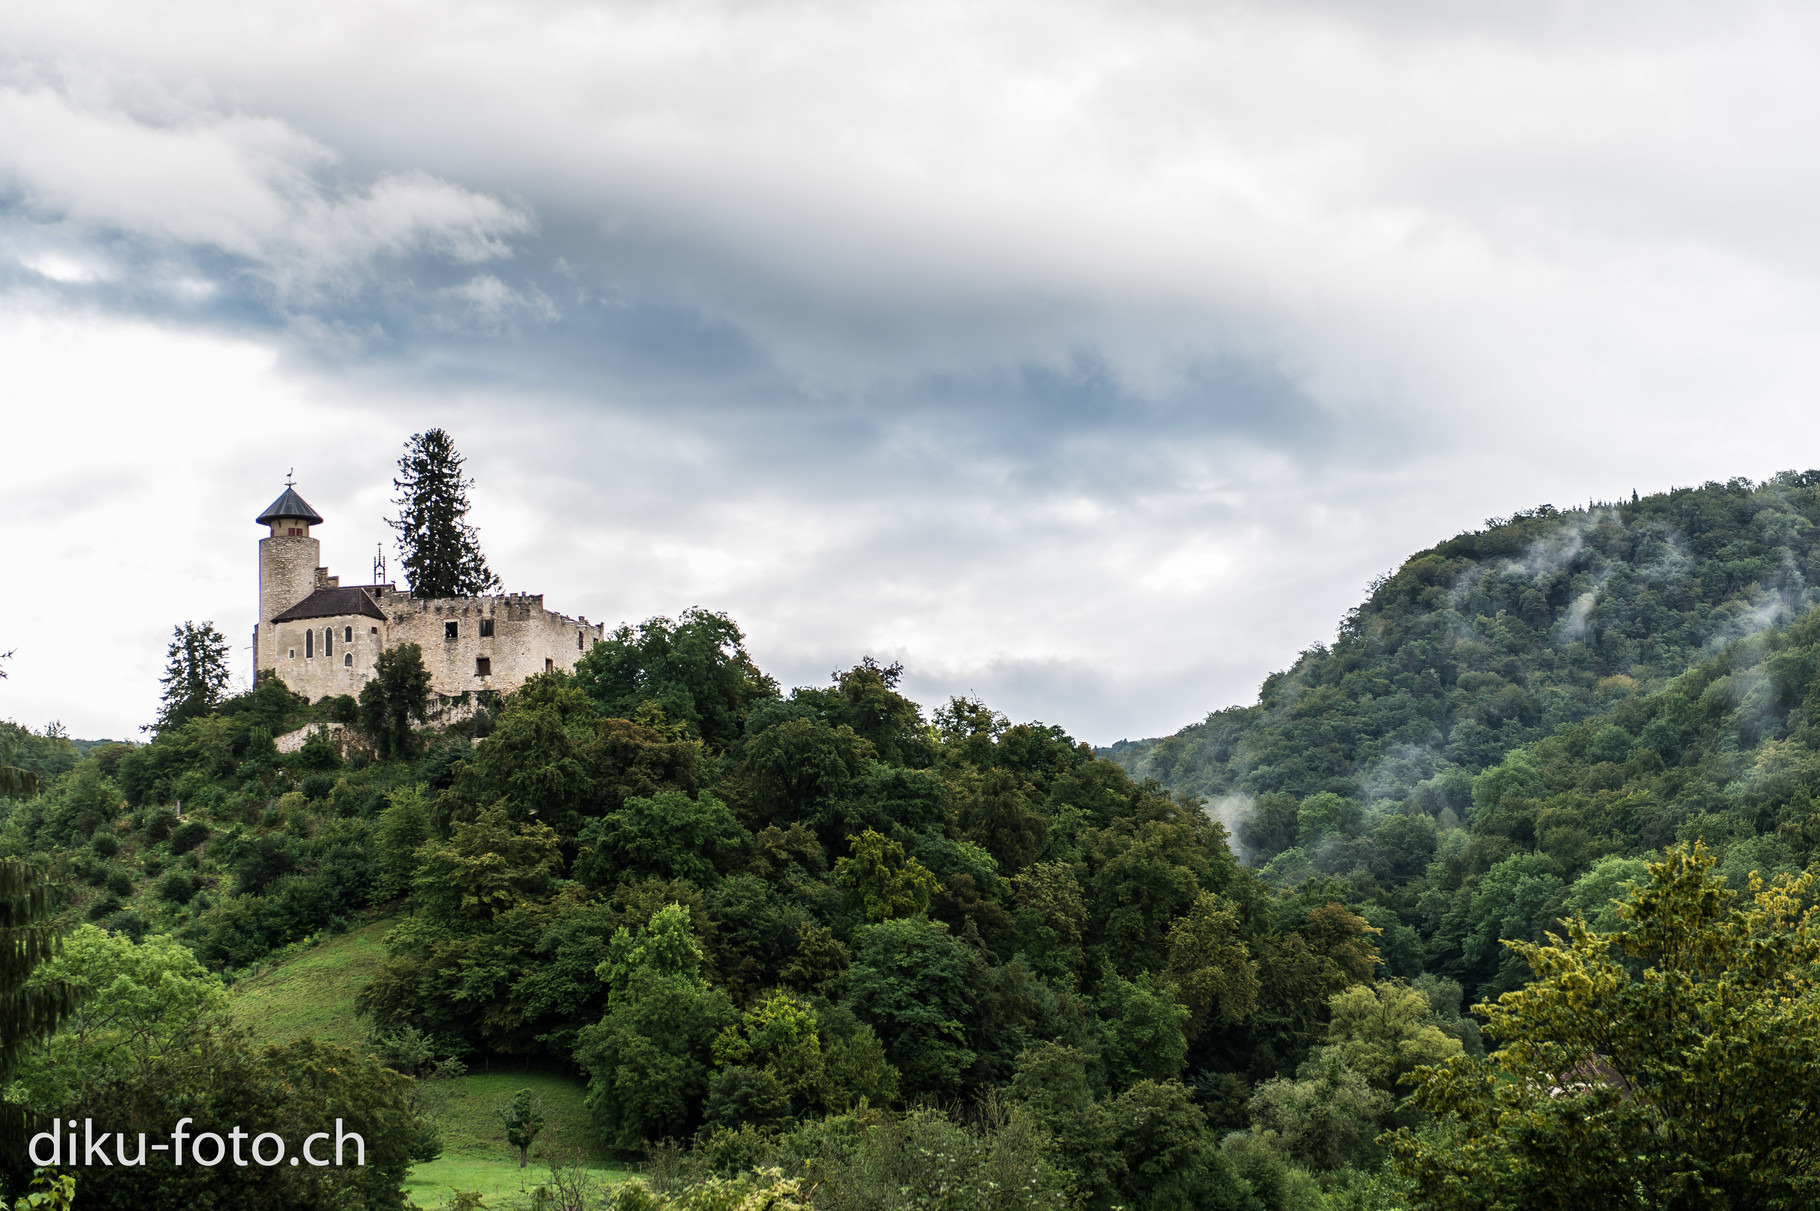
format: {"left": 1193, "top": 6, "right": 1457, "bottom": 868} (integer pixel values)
{"left": 263, "top": 588, "right": 604, "bottom": 702}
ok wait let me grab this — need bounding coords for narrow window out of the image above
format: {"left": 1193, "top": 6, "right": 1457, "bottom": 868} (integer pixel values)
{"left": 289, "top": 648, "right": 296, "bottom": 659}
{"left": 577, "top": 630, "right": 583, "bottom": 650}
{"left": 344, "top": 626, "right": 353, "bottom": 642}
{"left": 344, "top": 654, "right": 353, "bottom": 667}
{"left": 370, "top": 627, "right": 378, "bottom": 634}
{"left": 476, "top": 657, "right": 492, "bottom": 676}
{"left": 324, "top": 628, "right": 333, "bottom": 657}
{"left": 545, "top": 657, "right": 554, "bottom": 673}
{"left": 445, "top": 621, "right": 458, "bottom": 640}
{"left": 305, "top": 629, "right": 313, "bottom": 658}
{"left": 479, "top": 618, "right": 494, "bottom": 638}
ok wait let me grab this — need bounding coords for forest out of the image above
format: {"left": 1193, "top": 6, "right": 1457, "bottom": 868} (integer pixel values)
{"left": 6, "top": 472, "right": 1820, "bottom": 1208}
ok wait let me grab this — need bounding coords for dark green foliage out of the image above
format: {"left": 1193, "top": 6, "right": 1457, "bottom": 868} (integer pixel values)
{"left": 848, "top": 916, "right": 984, "bottom": 1098}
{"left": 167, "top": 820, "right": 209, "bottom": 855}
{"left": 575, "top": 905, "right": 738, "bottom": 1149}
{"left": 573, "top": 609, "right": 778, "bottom": 750}
{"left": 574, "top": 790, "right": 749, "bottom": 889}
{"left": 358, "top": 643, "right": 432, "bottom": 760}
{"left": 295, "top": 726, "right": 341, "bottom": 771}
{"left": 0, "top": 861, "right": 75, "bottom": 1081}
{"left": 389, "top": 427, "right": 499, "bottom": 599}
{"left": 499, "top": 1087, "right": 545, "bottom": 1167}
{"left": 61, "top": 1030, "right": 433, "bottom": 1211}
{"left": 153, "top": 621, "right": 232, "bottom": 734}
{"left": 158, "top": 871, "right": 198, "bottom": 905}
{"left": 1113, "top": 476, "right": 1820, "bottom": 805}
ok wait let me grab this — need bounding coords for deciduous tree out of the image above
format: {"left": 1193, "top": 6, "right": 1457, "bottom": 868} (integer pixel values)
{"left": 1394, "top": 843, "right": 1820, "bottom": 1208}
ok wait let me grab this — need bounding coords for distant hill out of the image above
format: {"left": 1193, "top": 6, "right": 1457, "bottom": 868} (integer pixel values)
{"left": 1106, "top": 473, "right": 1820, "bottom": 810}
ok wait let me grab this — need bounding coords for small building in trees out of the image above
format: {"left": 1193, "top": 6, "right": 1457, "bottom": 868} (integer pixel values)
{"left": 253, "top": 483, "right": 604, "bottom": 701}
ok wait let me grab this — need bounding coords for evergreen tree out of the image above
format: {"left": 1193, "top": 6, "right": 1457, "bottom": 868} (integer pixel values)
{"left": 389, "top": 429, "right": 499, "bottom": 599}
{"left": 153, "top": 621, "right": 232, "bottom": 733}
{"left": 0, "top": 861, "right": 77, "bottom": 1174}
{"left": 0, "top": 653, "right": 37, "bottom": 800}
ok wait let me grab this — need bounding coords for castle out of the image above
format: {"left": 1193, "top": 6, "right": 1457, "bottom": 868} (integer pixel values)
{"left": 254, "top": 483, "right": 604, "bottom": 702}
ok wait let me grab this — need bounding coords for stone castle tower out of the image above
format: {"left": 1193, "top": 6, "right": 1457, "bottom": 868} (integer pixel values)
{"left": 253, "top": 482, "right": 604, "bottom": 702}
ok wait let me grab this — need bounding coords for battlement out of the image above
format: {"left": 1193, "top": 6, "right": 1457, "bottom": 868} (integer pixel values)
{"left": 252, "top": 485, "right": 604, "bottom": 703}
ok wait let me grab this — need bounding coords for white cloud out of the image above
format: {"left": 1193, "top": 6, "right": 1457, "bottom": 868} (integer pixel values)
{"left": 6, "top": 2, "right": 1820, "bottom": 742}
{"left": 0, "top": 78, "right": 531, "bottom": 302}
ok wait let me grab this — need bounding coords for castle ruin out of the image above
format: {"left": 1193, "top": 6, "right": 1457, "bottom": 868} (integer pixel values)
{"left": 253, "top": 483, "right": 603, "bottom": 701}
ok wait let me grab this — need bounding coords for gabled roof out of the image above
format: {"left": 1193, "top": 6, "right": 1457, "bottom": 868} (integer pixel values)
{"left": 256, "top": 486, "right": 324, "bottom": 526}
{"left": 271, "top": 587, "right": 387, "bottom": 623}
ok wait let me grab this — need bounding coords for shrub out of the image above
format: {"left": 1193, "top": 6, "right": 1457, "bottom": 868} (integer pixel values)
{"left": 104, "top": 868, "right": 136, "bottom": 898}
{"left": 91, "top": 833, "right": 120, "bottom": 859}
{"left": 101, "top": 910, "right": 148, "bottom": 943}
{"left": 168, "top": 820, "right": 210, "bottom": 855}
{"left": 159, "top": 872, "right": 198, "bottom": 905}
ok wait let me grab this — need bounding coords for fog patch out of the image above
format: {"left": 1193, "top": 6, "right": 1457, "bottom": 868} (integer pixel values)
{"left": 1203, "top": 793, "right": 1256, "bottom": 865}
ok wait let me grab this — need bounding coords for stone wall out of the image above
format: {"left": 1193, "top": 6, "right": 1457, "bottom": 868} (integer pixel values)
{"left": 256, "top": 533, "right": 320, "bottom": 670}
{"left": 266, "top": 614, "right": 389, "bottom": 702}
{"left": 264, "top": 590, "right": 606, "bottom": 703}
{"left": 378, "top": 590, "right": 604, "bottom": 696}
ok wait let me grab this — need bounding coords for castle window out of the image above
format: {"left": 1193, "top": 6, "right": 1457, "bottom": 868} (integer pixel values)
{"left": 344, "top": 654, "right": 353, "bottom": 667}
{"left": 445, "top": 621, "right": 458, "bottom": 640}
{"left": 545, "top": 657, "right": 554, "bottom": 673}
{"left": 577, "top": 630, "right": 583, "bottom": 650}
{"left": 305, "top": 629, "right": 313, "bottom": 658}
{"left": 480, "top": 619, "right": 494, "bottom": 638}
{"left": 324, "top": 628, "right": 333, "bottom": 657}
{"left": 370, "top": 627, "right": 378, "bottom": 634}
{"left": 476, "top": 657, "right": 492, "bottom": 676}
{"left": 289, "top": 649, "right": 296, "bottom": 659}
{"left": 344, "top": 627, "right": 353, "bottom": 642}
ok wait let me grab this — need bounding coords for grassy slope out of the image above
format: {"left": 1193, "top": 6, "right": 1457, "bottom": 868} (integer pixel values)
{"left": 231, "top": 915, "right": 398, "bottom": 1046}
{"left": 228, "top": 921, "right": 628, "bottom": 1209}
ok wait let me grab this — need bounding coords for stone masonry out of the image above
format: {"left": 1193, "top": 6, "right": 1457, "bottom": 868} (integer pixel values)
{"left": 252, "top": 484, "right": 604, "bottom": 702}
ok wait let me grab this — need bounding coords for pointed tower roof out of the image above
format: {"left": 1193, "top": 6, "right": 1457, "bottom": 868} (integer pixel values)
{"left": 256, "top": 485, "right": 324, "bottom": 526}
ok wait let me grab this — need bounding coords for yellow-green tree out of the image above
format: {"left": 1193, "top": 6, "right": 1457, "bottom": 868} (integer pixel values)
{"left": 832, "top": 829, "right": 938, "bottom": 921}
{"left": 1392, "top": 843, "right": 1820, "bottom": 1208}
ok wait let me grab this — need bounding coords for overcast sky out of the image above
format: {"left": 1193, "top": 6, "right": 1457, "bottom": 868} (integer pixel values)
{"left": 4, "top": 0, "right": 1820, "bottom": 743}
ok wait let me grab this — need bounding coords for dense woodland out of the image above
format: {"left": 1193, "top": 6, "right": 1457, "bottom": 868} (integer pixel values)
{"left": 8, "top": 473, "right": 1820, "bottom": 1207}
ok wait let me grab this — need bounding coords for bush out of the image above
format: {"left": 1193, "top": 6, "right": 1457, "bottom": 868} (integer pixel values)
{"left": 104, "top": 868, "right": 136, "bottom": 898}
{"left": 168, "top": 820, "right": 210, "bottom": 855}
{"left": 86, "top": 894, "right": 123, "bottom": 921}
{"left": 101, "top": 910, "right": 148, "bottom": 943}
{"left": 91, "top": 833, "right": 120, "bottom": 859}
{"left": 159, "top": 872, "right": 199, "bottom": 905}
{"left": 143, "top": 809, "right": 177, "bottom": 844}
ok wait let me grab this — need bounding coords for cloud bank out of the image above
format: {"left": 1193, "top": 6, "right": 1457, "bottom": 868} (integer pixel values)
{"left": 4, "top": 1, "right": 1820, "bottom": 741}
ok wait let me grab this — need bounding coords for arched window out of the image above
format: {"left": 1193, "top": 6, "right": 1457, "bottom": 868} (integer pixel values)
{"left": 305, "top": 628, "right": 313, "bottom": 658}
{"left": 344, "top": 626, "right": 353, "bottom": 642}
{"left": 325, "top": 628, "right": 333, "bottom": 658}
{"left": 344, "top": 654, "right": 353, "bottom": 667}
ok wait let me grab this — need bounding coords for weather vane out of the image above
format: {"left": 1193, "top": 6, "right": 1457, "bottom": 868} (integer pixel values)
{"left": 284, "top": 467, "right": 295, "bottom": 488}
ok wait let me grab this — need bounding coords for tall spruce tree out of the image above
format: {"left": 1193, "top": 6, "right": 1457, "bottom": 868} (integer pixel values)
{"left": 153, "top": 621, "right": 232, "bottom": 734}
{"left": 0, "top": 860, "right": 76, "bottom": 1172}
{"left": 389, "top": 429, "right": 500, "bottom": 599}
{"left": 0, "top": 651, "right": 34, "bottom": 800}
